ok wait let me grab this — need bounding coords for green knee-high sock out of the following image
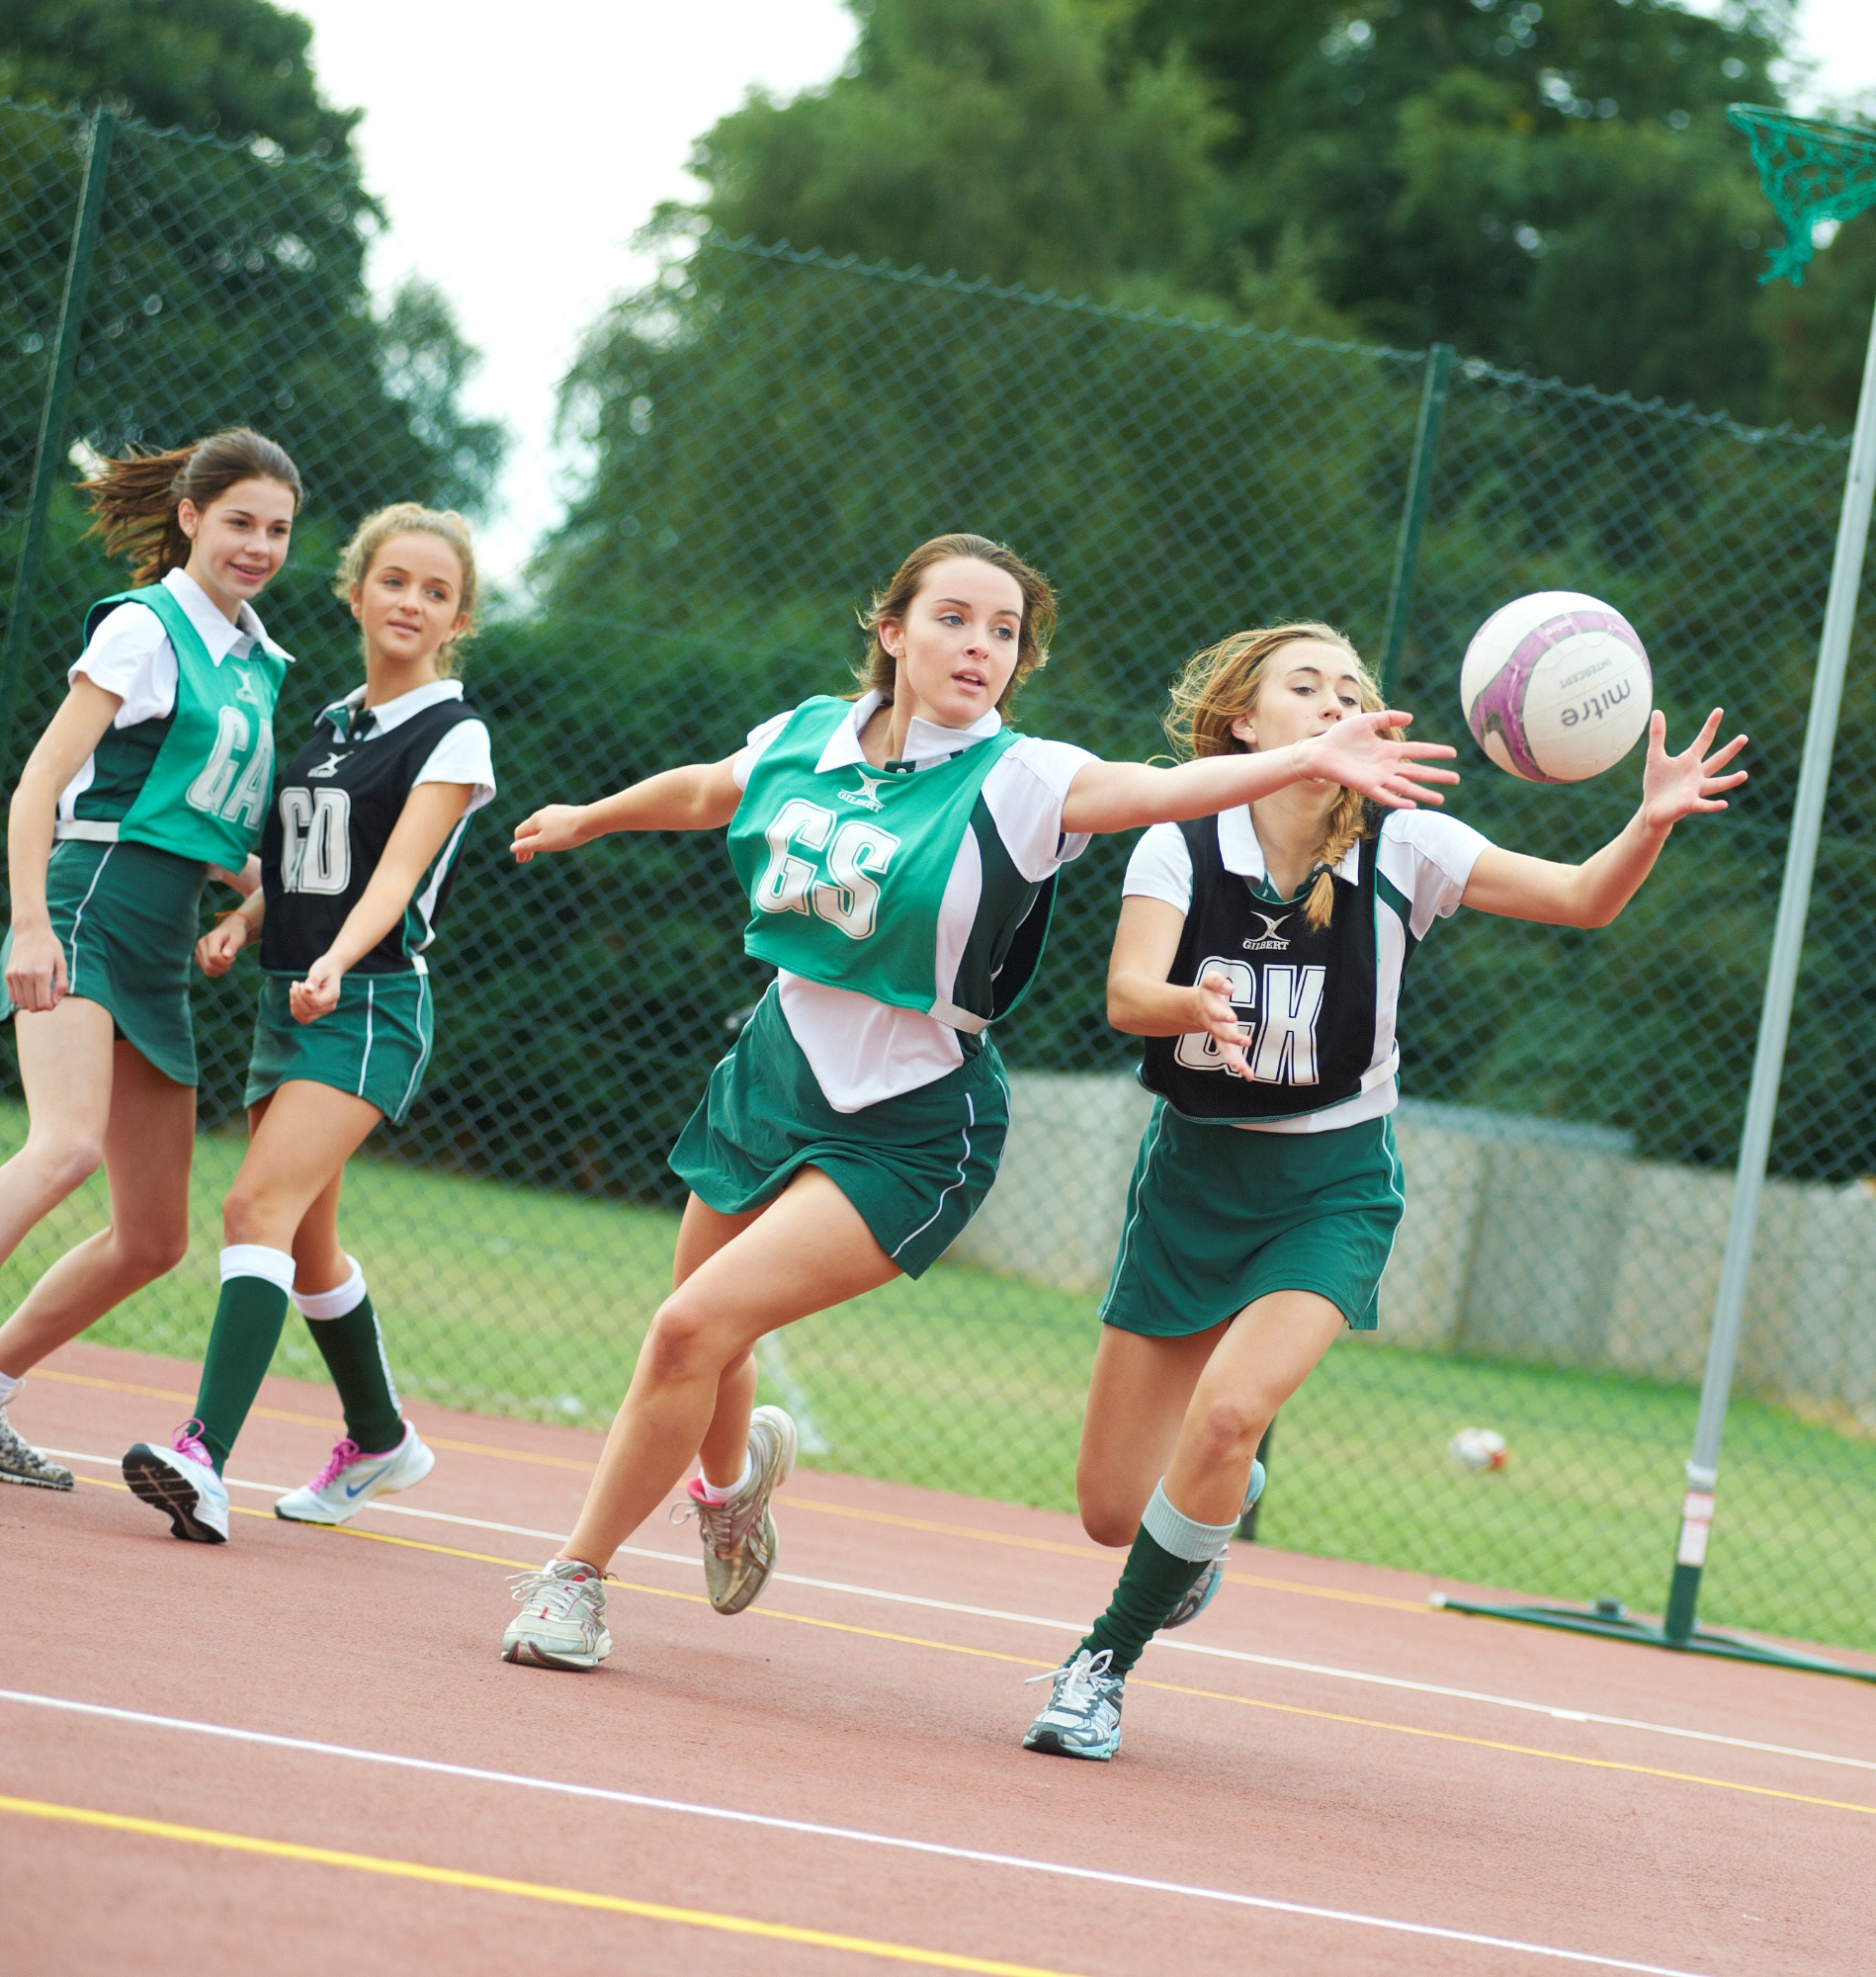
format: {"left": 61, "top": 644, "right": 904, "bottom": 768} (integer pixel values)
{"left": 1080, "top": 1481, "right": 1236, "bottom": 1676}
{"left": 297, "top": 1260, "right": 402, "bottom": 1454}
{"left": 193, "top": 1246, "right": 296, "bottom": 1473}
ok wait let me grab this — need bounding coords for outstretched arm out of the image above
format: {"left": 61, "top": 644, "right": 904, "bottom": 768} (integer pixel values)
{"left": 510, "top": 755, "right": 743, "bottom": 864}
{"left": 1461, "top": 709, "right": 1747, "bottom": 928}
{"left": 1060, "top": 710, "right": 1459, "bottom": 837}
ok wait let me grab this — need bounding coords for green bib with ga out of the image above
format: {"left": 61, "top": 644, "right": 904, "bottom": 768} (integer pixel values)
{"left": 727, "top": 696, "right": 1038, "bottom": 1031}
{"left": 63, "top": 585, "right": 285, "bottom": 869}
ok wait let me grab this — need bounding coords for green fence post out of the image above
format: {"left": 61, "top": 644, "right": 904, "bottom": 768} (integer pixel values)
{"left": 1377, "top": 343, "right": 1452, "bottom": 702}
{"left": 0, "top": 104, "right": 116, "bottom": 788}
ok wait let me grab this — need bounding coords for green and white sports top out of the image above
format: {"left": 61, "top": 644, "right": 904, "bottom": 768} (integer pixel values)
{"left": 728, "top": 693, "right": 1096, "bottom": 1111}
{"left": 57, "top": 567, "right": 293, "bottom": 869}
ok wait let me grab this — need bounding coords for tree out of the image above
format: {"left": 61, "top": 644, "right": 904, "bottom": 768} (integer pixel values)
{"left": 688, "top": 0, "right": 1233, "bottom": 306}
{"left": 0, "top": 0, "right": 356, "bottom": 153}
{"left": 673, "top": 0, "right": 1874, "bottom": 427}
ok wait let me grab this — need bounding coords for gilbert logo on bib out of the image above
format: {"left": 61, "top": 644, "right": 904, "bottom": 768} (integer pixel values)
{"left": 837, "top": 770, "right": 887, "bottom": 813}
{"left": 1241, "top": 911, "right": 1292, "bottom": 952}
{"left": 727, "top": 696, "right": 1055, "bottom": 1035}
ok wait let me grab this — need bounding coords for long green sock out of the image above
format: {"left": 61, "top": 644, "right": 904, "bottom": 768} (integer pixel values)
{"left": 192, "top": 1246, "right": 296, "bottom": 1473}
{"left": 299, "top": 1284, "right": 402, "bottom": 1454}
{"left": 1080, "top": 1481, "right": 1236, "bottom": 1676}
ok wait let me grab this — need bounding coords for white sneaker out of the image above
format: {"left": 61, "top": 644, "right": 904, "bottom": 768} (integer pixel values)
{"left": 502, "top": 1558, "right": 612, "bottom": 1671}
{"left": 275, "top": 1422, "right": 435, "bottom": 1525}
{"left": 123, "top": 1424, "right": 230, "bottom": 1543}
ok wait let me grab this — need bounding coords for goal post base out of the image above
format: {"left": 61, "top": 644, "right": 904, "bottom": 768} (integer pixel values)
{"left": 1428, "top": 1593, "right": 1876, "bottom": 1684}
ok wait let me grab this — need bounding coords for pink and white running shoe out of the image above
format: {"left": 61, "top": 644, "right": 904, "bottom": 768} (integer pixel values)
{"left": 274, "top": 1421, "right": 435, "bottom": 1525}
{"left": 122, "top": 1422, "right": 230, "bottom": 1543}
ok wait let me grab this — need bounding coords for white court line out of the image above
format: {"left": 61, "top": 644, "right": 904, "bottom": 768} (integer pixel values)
{"left": 0, "top": 1685, "right": 1718, "bottom": 1977}
{"left": 48, "top": 1446, "right": 1876, "bottom": 1778}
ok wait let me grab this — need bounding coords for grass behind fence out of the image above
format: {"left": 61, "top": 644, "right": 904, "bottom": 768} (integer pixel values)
{"left": 9, "top": 1104, "right": 1872, "bottom": 1655}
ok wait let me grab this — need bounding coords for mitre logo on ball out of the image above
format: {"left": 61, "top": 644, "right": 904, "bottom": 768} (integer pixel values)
{"left": 1460, "top": 591, "right": 1653, "bottom": 784}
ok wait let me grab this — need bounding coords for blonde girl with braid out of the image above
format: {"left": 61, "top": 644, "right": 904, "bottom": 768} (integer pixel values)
{"left": 1023, "top": 621, "right": 1748, "bottom": 1762}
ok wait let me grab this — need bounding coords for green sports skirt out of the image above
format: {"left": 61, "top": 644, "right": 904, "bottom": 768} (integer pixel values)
{"left": 670, "top": 986, "right": 1009, "bottom": 1279}
{"left": 1100, "top": 1100, "right": 1406, "bottom": 1336}
{"left": 0, "top": 838, "right": 206, "bottom": 1085}
{"left": 244, "top": 968, "right": 434, "bottom": 1126}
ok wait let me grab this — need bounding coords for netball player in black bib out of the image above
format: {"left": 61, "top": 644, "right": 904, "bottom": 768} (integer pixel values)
{"left": 1023, "top": 621, "right": 1747, "bottom": 1760}
{"left": 121, "top": 505, "right": 494, "bottom": 1542}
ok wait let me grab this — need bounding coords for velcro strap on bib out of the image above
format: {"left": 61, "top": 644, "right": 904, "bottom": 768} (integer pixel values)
{"left": 53, "top": 819, "right": 120, "bottom": 842}
{"left": 928, "top": 997, "right": 989, "bottom": 1035}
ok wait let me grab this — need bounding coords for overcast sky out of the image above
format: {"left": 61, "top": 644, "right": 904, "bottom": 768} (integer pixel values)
{"left": 290, "top": 0, "right": 1876, "bottom": 584}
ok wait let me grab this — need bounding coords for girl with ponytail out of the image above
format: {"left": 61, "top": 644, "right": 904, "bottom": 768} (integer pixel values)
{"left": 0, "top": 428, "right": 300, "bottom": 1494}
{"left": 1023, "top": 621, "right": 1749, "bottom": 1764}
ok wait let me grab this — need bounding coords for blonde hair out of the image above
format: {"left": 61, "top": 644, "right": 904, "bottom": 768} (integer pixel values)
{"left": 335, "top": 503, "right": 479, "bottom": 675}
{"left": 1164, "top": 621, "right": 1396, "bottom": 932}
{"left": 81, "top": 427, "right": 302, "bottom": 585}
{"left": 857, "top": 532, "right": 1056, "bottom": 717}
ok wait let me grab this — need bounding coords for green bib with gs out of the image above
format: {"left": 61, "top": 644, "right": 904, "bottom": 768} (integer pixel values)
{"left": 60, "top": 585, "right": 287, "bottom": 869}
{"left": 726, "top": 696, "right": 1059, "bottom": 1032}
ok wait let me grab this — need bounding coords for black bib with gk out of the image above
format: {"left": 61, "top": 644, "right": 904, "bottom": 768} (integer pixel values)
{"left": 259, "top": 698, "right": 479, "bottom": 975}
{"left": 1140, "top": 817, "right": 1381, "bottom": 1122}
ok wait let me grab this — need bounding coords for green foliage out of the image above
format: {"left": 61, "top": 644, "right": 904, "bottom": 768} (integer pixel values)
{"left": 687, "top": 0, "right": 1234, "bottom": 301}
{"left": 677, "top": 0, "right": 1871, "bottom": 429}
{"left": 0, "top": 0, "right": 356, "bottom": 153}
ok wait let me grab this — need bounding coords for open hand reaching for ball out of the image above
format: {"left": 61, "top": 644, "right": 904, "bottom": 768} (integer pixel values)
{"left": 1639, "top": 709, "right": 1748, "bottom": 831}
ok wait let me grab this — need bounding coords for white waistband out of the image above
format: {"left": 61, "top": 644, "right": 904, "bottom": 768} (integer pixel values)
{"left": 53, "top": 819, "right": 120, "bottom": 842}
{"left": 927, "top": 996, "right": 987, "bottom": 1035}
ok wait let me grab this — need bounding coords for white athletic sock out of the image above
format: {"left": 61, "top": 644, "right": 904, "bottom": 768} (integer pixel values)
{"left": 218, "top": 1243, "right": 298, "bottom": 1292}
{"left": 0, "top": 1368, "right": 22, "bottom": 1404}
{"left": 696, "top": 1452, "right": 754, "bottom": 1504}
{"left": 1141, "top": 1479, "right": 1236, "bottom": 1563}
{"left": 292, "top": 1255, "right": 367, "bottom": 1320}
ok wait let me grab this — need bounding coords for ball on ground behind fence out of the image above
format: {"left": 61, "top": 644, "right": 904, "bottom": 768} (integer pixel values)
{"left": 1461, "top": 591, "right": 1652, "bottom": 783}
{"left": 1448, "top": 1426, "right": 1509, "bottom": 1473}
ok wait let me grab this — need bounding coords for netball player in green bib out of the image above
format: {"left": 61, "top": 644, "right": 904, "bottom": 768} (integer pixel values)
{"left": 120, "top": 505, "right": 494, "bottom": 1543}
{"left": 0, "top": 430, "right": 299, "bottom": 1491}
{"left": 497, "top": 535, "right": 1459, "bottom": 1672}
{"left": 1022, "top": 622, "right": 1748, "bottom": 1761}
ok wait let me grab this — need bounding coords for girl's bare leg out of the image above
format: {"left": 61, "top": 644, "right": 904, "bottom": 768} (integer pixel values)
{"left": 562, "top": 1166, "right": 896, "bottom": 1572}
{"left": 238, "top": 1091, "right": 354, "bottom": 1297}
{"left": 1161, "top": 1289, "right": 1346, "bottom": 1526}
{"left": 1074, "top": 1321, "right": 1228, "bottom": 1547}
{"left": 222, "top": 1080, "right": 381, "bottom": 1251}
{"left": 669, "top": 1192, "right": 765, "bottom": 1490}
{"left": 0, "top": 1027, "right": 194, "bottom": 1377}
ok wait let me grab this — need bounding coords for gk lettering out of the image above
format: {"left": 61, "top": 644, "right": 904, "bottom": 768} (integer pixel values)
{"left": 1175, "top": 956, "right": 1326, "bottom": 1084}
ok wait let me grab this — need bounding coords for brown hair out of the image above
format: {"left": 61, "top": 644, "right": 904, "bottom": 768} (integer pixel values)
{"left": 334, "top": 503, "right": 480, "bottom": 677}
{"left": 80, "top": 427, "right": 302, "bottom": 586}
{"left": 1163, "top": 621, "right": 1397, "bottom": 931}
{"left": 857, "top": 533, "right": 1056, "bottom": 717}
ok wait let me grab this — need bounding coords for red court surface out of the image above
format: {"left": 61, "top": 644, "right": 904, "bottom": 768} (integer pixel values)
{"left": 4, "top": 1339, "right": 1873, "bottom": 1977}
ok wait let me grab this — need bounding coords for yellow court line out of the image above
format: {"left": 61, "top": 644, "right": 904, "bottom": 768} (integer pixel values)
{"left": 37, "top": 1369, "right": 595, "bottom": 1470}
{"left": 0, "top": 1794, "right": 1079, "bottom": 1977}
{"left": 41, "top": 1366, "right": 1423, "bottom": 1605}
{"left": 783, "top": 1497, "right": 1430, "bottom": 1614}
{"left": 65, "top": 1478, "right": 1876, "bottom": 1823}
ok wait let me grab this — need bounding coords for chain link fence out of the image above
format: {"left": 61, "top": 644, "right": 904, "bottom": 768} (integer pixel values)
{"left": 4, "top": 100, "right": 1874, "bottom": 1657}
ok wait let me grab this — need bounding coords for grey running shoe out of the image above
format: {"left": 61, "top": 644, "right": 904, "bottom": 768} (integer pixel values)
{"left": 0, "top": 1400, "right": 73, "bottom": 1491}
{"left": 502, "top": 1558, "right": 612, "bottom": 1670}
{"left": 674, "top": 1405, "right": 798, "bottom": 1615}
{"left": 1023, "top": 1649, "right": 1125, "bottom": 1761}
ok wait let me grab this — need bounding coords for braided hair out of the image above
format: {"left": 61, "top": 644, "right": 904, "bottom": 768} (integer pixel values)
{"left": 1162, "top": 621, "right": 1398, "bottom": 931}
